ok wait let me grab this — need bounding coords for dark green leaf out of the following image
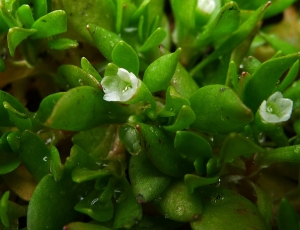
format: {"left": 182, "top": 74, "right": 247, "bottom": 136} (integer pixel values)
{"left": 278, "top": 198, "right": 300, "bottom": 230}
{"left": 64, "top": 222, "right": 112, "bottom": 230}
{"left": 112, "top": 177, "right": 142, "bottom": 229}
{"left": 0, "top": 150, "right": 20, "bottom": 175}
{"left": 139, "top": 123, "right": 193, "bottom": 177}
{"left": 0, "top": 90, "right": 29, "bottom": 127}
{"left": 184, "top": 174, "right": 219, "bottom": 193}
{"left": 30, "top": 10, "right": 67, "bottom": 39}
{"left": 277, "top": 60, "right": 299, "bottom": 92}
{"left": 152, "top": 180, "right": 203, "bottom": 222}
{"left": 129, "top": 149, "right": 172, "bottom": 203}
{"left": 19, "top": 131, "right": 50, "bottom": 181}
{"left": 27, "top": 175, "right": 93, "bottom": 230}
{"left": 163, "top": 105, "right": 195, "bottom": 132}
{"left": 284, "top": 79, "right": 300, "bottom": 110}
{"left": 220, "top": 133, "right": 264, "bottom": 163}
{"left": 191, "top": 186, "right": 269, "bottom": 230}
{"left": 74, "top": 190, "right": 114, "bottom": 222}
{"left": 0, "top": 191, "right": 9, "bottom": 227}
{"left": 3, "top": 101, "right": 32, "bottom": 131}
{"left": 50, "top": 145, "right": 63, "bottom": 182}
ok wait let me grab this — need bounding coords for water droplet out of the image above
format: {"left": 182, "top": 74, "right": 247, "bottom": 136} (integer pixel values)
{"left": 176, "top": 206, "right": 185, "bottom": 216}
{"left": 266, "top": 107, "right": 273, "bottom": 113}
{"left": 294, "top": 146, "right": 300, "bottom": 154}
{"left": 211, "top": 193, "right": 225, "bottom": 205}
{"left": 43, "top": 156, "right": 48, "bottom": 162}
{"left": 78, "top": 79, "right": 85, "bottom": 86}
{"left": 91, "top": 198, "right": 98, "bottom": 205}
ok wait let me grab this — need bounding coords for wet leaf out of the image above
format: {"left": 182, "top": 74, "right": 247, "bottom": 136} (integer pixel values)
{"left": 190, "top": 85, "right": 253, "bottom": 134}
{"left": 220, "top": 133, "right": 264, "bottom": 163}
{"left": 163, "top": 105, "right": 196, "bottom": 132}
{"left": 74, "top": 190, "right": 114, "bottom": 222}
{"left": 129, "top": 149, "right": 172, "bottom": 203}
{"left": 184, "top": 174, "right": 219, "bottom": 193}
{"left": 112, "top": 177, "right": 142, "bottom": 229}
{"left": 139, "top": 123, "right": 193, "bottom": 177}
{"left": 50, "top": 145, "right": 64, "bottom": 182}
{"left": 19, "top": 130, "right": 50, "bottom": 181}
{"left": 119, "top": 124, "right": 142, "bottom": 155}
{"left": 191, "top": 186, "right": 269, "bottom": 230}
{"left": 27, "top": 175, "right": 93, "bottom": 230}
{"left": 174, "top": 131, "right": 212, "bottom": 161}
{"left": 152, "top": 180, "right": 203, "bottom": 222}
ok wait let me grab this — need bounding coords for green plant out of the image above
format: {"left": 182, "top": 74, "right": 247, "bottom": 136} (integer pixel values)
{"left": 1, "top": 0, "right": 300, "bottom": 229}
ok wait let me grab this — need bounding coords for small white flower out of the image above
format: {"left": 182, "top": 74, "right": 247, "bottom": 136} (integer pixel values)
{"left": 259, "top": 91, "right": 293, "bottom": 124}
{"left": 101, "top": 68, "right": 141, "bottom": 103}
{"left": 197, "top": 0, "right": 216, "bottom": 14}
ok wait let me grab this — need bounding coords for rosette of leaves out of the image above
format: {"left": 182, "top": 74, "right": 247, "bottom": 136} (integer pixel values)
{"left": 1, "top": 0, "right": 300, "bottom": 230}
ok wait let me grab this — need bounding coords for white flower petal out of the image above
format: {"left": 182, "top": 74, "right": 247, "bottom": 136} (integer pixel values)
{"left": 259, "top": 91, "right": 293, "bottom": 124}
{"left": 101, "top": 67, "right": 140, "bottom": 103}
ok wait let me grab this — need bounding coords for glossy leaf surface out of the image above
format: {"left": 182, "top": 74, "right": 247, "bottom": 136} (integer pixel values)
{"left": 30, "top": 10, "right": 67, "bottom": 39}
{"left": 190, "top": 187, "right": 268, "bottom": 230}
{"left": 242, "top": 53, "right": 300, "bottom": 112}
{"left": 129, "top": 149, "right": 172, "bottom": 203}
{"left": 152, "top": 180, "right": 203, "bottom": 222}
{"left": 143, "top": 49, "right": 180, "bottom": 92}
{"left": 139, "top": 123, "right": 193, "bottom": 177}
{"left": 42, "top": 86, "right": 131, "bottom": 131}
{"left": 190, "top": 85, "right": 253, "bottom": 134}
